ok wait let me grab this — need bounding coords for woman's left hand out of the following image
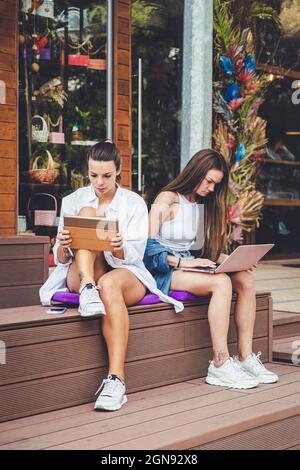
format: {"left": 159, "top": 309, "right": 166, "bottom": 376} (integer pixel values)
{"left": 248, "top": 263, "right": 258, "bottom": 273}
{"left": 111, "top": 232, "right": 123, "bottom": 252}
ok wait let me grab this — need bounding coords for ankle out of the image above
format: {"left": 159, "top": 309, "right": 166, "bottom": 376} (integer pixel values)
{"left": 237, "top": 352, "right": 252, "bottom": 362}
{"left": 79, "top": 281, "right": 96, "bottom": 292}
{"left": 109, "top": 372, "right": 125, "bottom": 383}
{"left": 213, "top": 350, "right": 229, "bottom": 368}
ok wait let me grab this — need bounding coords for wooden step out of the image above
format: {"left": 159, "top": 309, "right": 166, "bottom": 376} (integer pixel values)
{"left": 273, "top": 310, "right": 300, "bottom": 339}
{"left": 0, "top": 363, "right": 298, "bottom": 450}
{"left": 0, "top": 292, "right": 272, "bottom": 423}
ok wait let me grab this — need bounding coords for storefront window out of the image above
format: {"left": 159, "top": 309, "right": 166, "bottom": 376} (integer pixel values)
{"left": 255, "top": 0, "right": 300, "bottom": 255}
{"left": 131, "top": 0, "right": 184, "bottom": 201}
{"left": 18, "top": 0, "right": 107, "bottom": 235}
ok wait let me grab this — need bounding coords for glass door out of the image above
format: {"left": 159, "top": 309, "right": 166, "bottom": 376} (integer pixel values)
{"left": 131, "top": 0, "right": 184, "bottom": 203}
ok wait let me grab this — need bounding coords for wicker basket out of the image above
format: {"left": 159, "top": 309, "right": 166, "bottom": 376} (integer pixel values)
{"left": 27, "top": 193, "right": 58, "bottom": 227}
{"left": 32, "top": 115, "right": 49, "bottom": 143}
{"left": 27, "top": 150, "right": 59, "bottom": 185}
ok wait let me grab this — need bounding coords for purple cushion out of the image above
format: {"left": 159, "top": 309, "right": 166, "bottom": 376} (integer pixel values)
{"left": 52, "top": 291, "right": 80, "bottom": 305}
{"left": 169, "top": 290, "right": 199, "bottom": 301}
{"left": 137, "top": 293, "right": 161, "bottom": 305}
{"left": 51, "top": 290, "right": 200, "bottom": 307}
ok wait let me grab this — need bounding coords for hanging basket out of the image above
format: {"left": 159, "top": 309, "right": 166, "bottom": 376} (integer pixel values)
{"left": 32, "top": 115, "right": 49, "bottom": 143}
{"left": 27, "top": 149, "right": 60, "bottom": 184}
{"left": 27, "top": 192, "right": 58, "bottom": 227}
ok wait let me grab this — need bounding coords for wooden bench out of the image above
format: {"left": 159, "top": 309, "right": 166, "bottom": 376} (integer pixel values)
{"left": 0, "top": 292, "right": 273, "bottom": 423}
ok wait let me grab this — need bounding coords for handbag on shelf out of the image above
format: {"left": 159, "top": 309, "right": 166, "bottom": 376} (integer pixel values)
{"left": 48, "top": 115, "right": 65, "bottom": 144}
{"left": 32, "top": 115, "right": 49, "bottom": 143}
{"left": 27, "top": 192, "right": 58, "bottom": 228}
{"left": 27, "top": 149, "right": 60, "bottom": 185}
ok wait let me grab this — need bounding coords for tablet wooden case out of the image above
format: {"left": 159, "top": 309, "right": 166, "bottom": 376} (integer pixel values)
{"left": 64, "top": 216, "right": 119, "bottom": 251}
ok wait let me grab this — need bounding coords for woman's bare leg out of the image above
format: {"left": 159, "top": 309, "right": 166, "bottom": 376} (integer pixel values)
{"left": 66, "top": 206, "right": 106, "bottom": 291}
{"left": 230, "top": 270, "right": 256, "bottom": 360}
{"left": 170, "top": 271, "right": 232, "bottom": 367}
{"left": 67, "top": 251, "right": 108, "bottom": 292}
{"left": 97, "top": 269, "right": 146, "bottom": 381}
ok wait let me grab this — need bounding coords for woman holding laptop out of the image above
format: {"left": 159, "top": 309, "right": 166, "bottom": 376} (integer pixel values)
{"left": 40, "top": 140, "right": 183, "bottom": 412}
{"left": 144, "top": 149, "right": 278, "bottom": 389}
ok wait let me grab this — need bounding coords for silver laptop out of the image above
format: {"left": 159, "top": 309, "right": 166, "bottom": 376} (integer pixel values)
{"left": 180, "top": 244, "right": 274, "bottom": 274}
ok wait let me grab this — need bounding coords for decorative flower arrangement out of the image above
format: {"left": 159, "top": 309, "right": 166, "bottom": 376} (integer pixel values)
{"left": 213, "top": 0, "right": 278, "bottom": 252}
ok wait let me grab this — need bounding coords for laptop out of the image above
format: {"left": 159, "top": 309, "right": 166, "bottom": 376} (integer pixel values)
{"left": 179, "top": 244, "right": 274, "bottom": 274}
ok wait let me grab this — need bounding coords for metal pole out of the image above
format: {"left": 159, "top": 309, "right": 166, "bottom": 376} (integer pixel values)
{"left": 107, "top": 0, "right": 114, "bottom": 140}
{"left": 138, "top": 58, "right": 142, "bottom": 192}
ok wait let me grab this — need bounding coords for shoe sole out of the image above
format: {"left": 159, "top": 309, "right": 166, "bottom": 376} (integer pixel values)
{"left": 94, "top": 395, "right": 128, "bottom": 411}
{"left": 205, "top": 376, "right": 258, "bottom": 389}
{"left": 258, "top": 377, "right": 279, "bottom": 384}
{"left": 78, "top": 306, "right": 106, "bottom": 317}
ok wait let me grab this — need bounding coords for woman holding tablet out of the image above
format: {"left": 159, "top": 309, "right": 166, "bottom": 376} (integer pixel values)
{"left": 40, "top": 140, "right": 183, "bottom": 411}
{"left": 144, "top": 149, "right": 278, "bottom": 389}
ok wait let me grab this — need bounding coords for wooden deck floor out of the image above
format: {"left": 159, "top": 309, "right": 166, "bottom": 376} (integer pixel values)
{"left": 0, "top": 362, "right": 299, "bottom": 450}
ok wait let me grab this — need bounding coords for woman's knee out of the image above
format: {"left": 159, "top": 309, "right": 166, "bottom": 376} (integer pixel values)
{"left": 212, "top": 273, "right": 232, "bottom": 294}
{"left": 99, "top": 273, "right": 122, "bottom": 298}
{"left": 233, "top": 271, "right": 256, "bottom": 295}
{"left": 79, "top": 206, "right": 97, "bottom": 217}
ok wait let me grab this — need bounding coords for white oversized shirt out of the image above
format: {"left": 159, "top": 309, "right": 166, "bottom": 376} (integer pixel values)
{"left": 39, "top": 185, "right": 184, "bottom": 313}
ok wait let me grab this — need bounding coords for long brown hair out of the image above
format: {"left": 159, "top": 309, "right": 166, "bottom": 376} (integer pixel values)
{"left": 161, "top": 149, "right": 229, "bottom": 261}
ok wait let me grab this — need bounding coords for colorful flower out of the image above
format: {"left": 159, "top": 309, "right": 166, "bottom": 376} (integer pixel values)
{"left": 235, "top": 143, "right": 246, "bottom": 163}
{"left": 225, "top": 45, "right": 243, "bottom": 60}
{"left": 230, "top": 225, "right": 244, "bottom": 242}
{"left": 228, "top": 98, "right": 244, "bottom": 110}
{"left": 223, "top": 83, "right": 241, "bottom": 103}
{"left": 227, "top": 204, "right": 242, "bottom": 224}
{"left": 244, "top": 54, "right": 256, "bottom": 72}
{"left": 238, "top": 70, "right": 254, "bottom": 82}
{"left": 220, "top": 56, "right": 235, "bottom": 75}
{"left": 226, "top": 134, "right": 236, "bottom": 149}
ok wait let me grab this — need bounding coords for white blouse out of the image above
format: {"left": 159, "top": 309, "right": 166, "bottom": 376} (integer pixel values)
{"left": 39, "top": 185, "right": 184, "bottom": 313}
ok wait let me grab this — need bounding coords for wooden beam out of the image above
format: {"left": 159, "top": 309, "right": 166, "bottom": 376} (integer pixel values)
{"left": 114, "top": 0, "right": 132, "bottom": 188}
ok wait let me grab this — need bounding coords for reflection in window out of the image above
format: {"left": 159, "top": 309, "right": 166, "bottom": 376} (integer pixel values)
{"left": 131, "top": 0, "right": 184, "bottom": 202}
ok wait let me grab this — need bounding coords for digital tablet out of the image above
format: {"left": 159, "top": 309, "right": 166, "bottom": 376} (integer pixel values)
{"left": 64, "top": 215, "right": 119, "bottom": 252}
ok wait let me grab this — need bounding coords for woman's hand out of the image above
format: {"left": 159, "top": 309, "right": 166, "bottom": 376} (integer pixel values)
{"left": 248, "top": 263, "right": 258, "bottom": 273}
{"left": 180, "top": 258, "right": 216, "bottom": 269}
{"left": 111, "top": 232, "right": 124, "bottom": 255}
{"left": 57, "top": 229, "right": 72, "bottom": 248}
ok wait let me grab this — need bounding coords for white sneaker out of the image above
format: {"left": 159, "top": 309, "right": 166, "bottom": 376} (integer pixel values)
{"left": 235, "top": 352, "right": 279, "bottom": 384}
{"left": 206, "top": 357, "right": 259, "bottom": 389}
{"left": 94, "top": 374, "right": 127, "bottom": 411}
{"left": 78, "top": 283, "right": 106, "bottom": 317}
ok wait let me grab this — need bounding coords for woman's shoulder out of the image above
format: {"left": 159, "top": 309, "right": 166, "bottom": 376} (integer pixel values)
{"left": 153, "top": 191, "right": 178, "bottom": 206}
{"left": 62, "top": 186, "right": 92, "bottom": 204}
{"left": 119, "top": 187, "right": 146, "bottom": 204}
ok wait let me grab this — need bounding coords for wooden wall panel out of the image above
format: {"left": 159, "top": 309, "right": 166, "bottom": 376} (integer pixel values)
{"left": 114, "top": 0, "right": 132, "bottom": 188}
{"left": 0, "top": 0, "right": 18, "bottom": 236}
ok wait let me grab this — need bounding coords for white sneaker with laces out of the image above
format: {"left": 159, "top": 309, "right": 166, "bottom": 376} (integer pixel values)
{"left": 206, "top": 357, "right": 259, "bottom": 389}
{"left": 235, "top": 352, "right": 279, "bottom": 384}
{"left": 94, "top": 374, "right": 127, "bottom": 411}
{"left": 78, "top": 283, "right": 106, "bottom": 317}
